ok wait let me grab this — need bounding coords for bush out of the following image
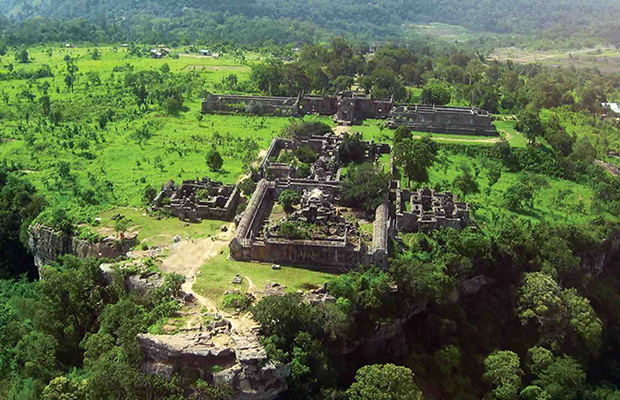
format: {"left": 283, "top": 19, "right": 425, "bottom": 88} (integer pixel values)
{"left": 278, "top": 189, "right": 301, "bottom": 212}
{"left": 294, "top": 145, "right": 318, "bottom": 164}
{"left": 221, "top": 293, "right": 253, "bottom": 311}
{"left": 278, "top": 221, "right": 314, "bottom": 240}
{"left": 239, "top": 178, "right": 257, "bottom": 196}
{"left": 206, "top": 147, "right": 224, "bottom": 171}
{"left": 297, "top": 163, "right": 311, "bottom": 178}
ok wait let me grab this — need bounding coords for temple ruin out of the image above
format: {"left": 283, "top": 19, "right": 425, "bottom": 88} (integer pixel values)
{"left": 152, "top": 178, "right": 241, "bottom": 222}
{"left": 229, "top": 130, "right": 471, "bottom": 271}
{"left": 229, "top": 180, "right": 391, "bottom": 271}
{"left": 391, "top": 181, "right": 470, "bottom": 232}
{"left": 387, "top": 104, "right": 497, "bottom": 136}
{"left": 202, "top": 92, "right": 498, "bottom": 135}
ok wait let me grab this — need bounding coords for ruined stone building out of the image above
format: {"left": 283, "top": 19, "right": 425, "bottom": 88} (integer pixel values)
{"left": 259, "top": 133, "right": 390, "bottom": 181}
{"left": 387, "top": 104, "right": 497, "bottom": 136}
{"left": 230, "top": 131, "right": 471, "bottom": 270}
{"left": 202, "top": 92, "right": 498, "bottom": 135}
{"left": 152, "top": 178, "right": 241, "bottom": 222}
{"left": 391, "top": 181, "right": 470, "bottom": 232}
{"left": 229, "top": 180, "right": 391, "bottom": 271}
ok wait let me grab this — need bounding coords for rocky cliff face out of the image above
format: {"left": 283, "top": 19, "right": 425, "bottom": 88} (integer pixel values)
{"left": 28, "top": 223, "right": 137, "bottom": 268}
{"left": 137, "top": 330, "right": 289, "bottom": 400}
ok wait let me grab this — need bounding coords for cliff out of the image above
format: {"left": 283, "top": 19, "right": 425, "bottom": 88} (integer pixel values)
{"left": 28, "top": 223, "right": 137, "bottom": 268}
{"left": 137, "top": 330, "right": 289, "bottom": 400}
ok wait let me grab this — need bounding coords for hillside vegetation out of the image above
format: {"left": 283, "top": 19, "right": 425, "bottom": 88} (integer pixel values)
{"left": 0, "top": 0, "right": 619, "bottom": 45}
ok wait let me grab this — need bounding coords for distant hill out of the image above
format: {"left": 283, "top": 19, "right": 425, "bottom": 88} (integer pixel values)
{"left": 0, "top": 0, "right": 619, "bottom": 44}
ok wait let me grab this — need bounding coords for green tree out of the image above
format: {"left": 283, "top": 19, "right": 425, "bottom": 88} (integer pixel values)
{"left": 452, "top": 164, "right": 479, "bottom": 199}
{"left": 278, "top": 189, "right": 301, "bottom": 212}
{"left": 294, "top": 145, "right": 318, "bottom": 164}
{"left": 15, "top": 48, "right": 29, "bottom": 63}
{"left": 532, "top": 356, "right": 586, "bottom": 400}
{"left": 341, "top": 163, "right": 391, "bottom": 214}
{"left": 338, "top": 132, "right": 366, "bottom": 163}
{"left": 394, "top": 136, "right": 438, "bottom": 186}
{"left": 347, "top": 364, "right": 423, "bottom": 400}
{"left": 206, "top": 147, "right": 224, "bottom": 171}
{"left": 516, "top": 109, "right": 544, "bottom": 145}
{"left": 393, "top": 126, "right": 412, "bottom": 143}
{"left": 483, "top": 350, "right": 523, "bottom": 400}
{"left": 503, "top": 182, "right": 534, "bottom": 211}
{"left": 42, "top": 376, "right": 85, "bottom": 400}
{"left": 252, "top": 293, "right": 322, "bottom": 351}
{"left": 421, "top": 79, "right": 452, "bottom": 105}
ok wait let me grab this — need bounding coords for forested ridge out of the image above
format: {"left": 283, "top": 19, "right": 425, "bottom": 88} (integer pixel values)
{"left": 0, "top": 0, "right": 619, "bottom": 45}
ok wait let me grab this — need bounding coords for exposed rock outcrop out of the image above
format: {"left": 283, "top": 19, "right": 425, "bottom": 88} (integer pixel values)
{"left": 137, "top": 331, "right": 289, "bottom": 400}
{"left": 28, "top": 223, "right": 137, "bottom": 268}
{"left": 100, "top": 262, "right": 165, "bottom": 295}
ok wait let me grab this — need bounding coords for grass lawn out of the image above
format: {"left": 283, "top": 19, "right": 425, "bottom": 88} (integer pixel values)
{"left": 353, "top": 119, "right": 527, "bottom": 147}
{"left": 419, "top": 151, "right": 615, "bottom": 230}
{"left": 94, "top": 207, "right": 225, "bottom": 246}
{"left": 193, "top": 248, "right": 334, "bottom": 304}
{"left": 494, "top": 120, "right": 528, "bottom": 148}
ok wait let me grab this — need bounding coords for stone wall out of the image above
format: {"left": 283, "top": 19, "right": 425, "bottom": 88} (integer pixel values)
{"left": 201, "top": 93, "right": 497, "bottom": 135}
{"left": 230, "top": 179, "right": 390, "bottom": 270}
{"left": 202, "top": 94, "right": 301, "bottom": 117}
{"left": 203, "top": 93, "right": 394, "bottom": 126}
{"left": 387, "top": 105, "right": 497, "bottom": 136}
{"left": 28, "top": 224, "right": 137, "bottom": 268}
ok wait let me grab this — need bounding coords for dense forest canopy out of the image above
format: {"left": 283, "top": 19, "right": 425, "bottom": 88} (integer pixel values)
{"left": 0, "top": 0, "right": 619, "bottom": 45}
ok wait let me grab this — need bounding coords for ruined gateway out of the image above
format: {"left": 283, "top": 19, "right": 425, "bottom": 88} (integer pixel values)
{"left": 202, "top": 92, "right": 497, "bottom": 136}
{"left": 152, "top": 177, "right": 241, "bottom": 222}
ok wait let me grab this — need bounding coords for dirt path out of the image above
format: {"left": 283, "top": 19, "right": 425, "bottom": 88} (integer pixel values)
{"left": 178, "top": 53, "right": 219, "bottom": 59}
{"left": 411, "top": 134, "right": 503, "bottom": 144}
{"left": 158, "top": 219, "right": 260, "bottom": 333}
{"left": 160, "top": 224, "right": 234, "bottom": 307}
{"left": 333, "top": 125, "right": 351, "bottom": 136}
{"left": 244, "top": 275, "right": 256, "bottom": 292}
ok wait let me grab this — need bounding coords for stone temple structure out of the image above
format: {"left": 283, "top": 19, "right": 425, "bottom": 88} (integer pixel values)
{"left": 391, "top": 181, "right": 470, "bottom": 232}
{"left": 202, "top": 92, "right": 498, "bottom": 135}
{"left": 152, "top": 178, "right": 240, "bottom": 222}
{"left": 229, "top": 180, "right": 391, "bottom": 272}
{"left": 227, "top": 127, "right": 472, "bottom": 270}
{"left": 387, "top": 104, "right": 497, "bottom": 136}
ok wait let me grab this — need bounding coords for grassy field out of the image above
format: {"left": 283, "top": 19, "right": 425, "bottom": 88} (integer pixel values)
{"left": 193, "top": 248, "right": 333, "bottom": 304}
{"left": 419, "top": 151, "right": 614, "bottom": 229}
{"left": 490, "top": 46, "right": 620, "bottom": 74}
{"left": 354, "top": 119, "right": 527, "bottom": 147}
{"left": 93, "top": 207, "right": 226, "bottom": 247}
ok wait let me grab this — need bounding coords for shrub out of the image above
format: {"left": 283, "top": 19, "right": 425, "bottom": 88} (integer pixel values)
{"left": 221, "top": 293, "right": 253, "bottom": 311}
{"left": 294, "top": 145, "right": 318, "bottom": 164}
{"left": 278, "top": 190, "right": 301, "bottom": 212}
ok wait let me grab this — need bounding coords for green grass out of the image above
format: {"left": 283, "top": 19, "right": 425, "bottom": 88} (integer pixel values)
{"left": 420, "top": 151, "right": 615, "bottom": 230}
{"left": 353, "top": 119, "right": 525, "bottom": 146}
{"left": 94, "top": 207, "right": 225, "bottom": 246}
{"left": 494, "top": 119, "right": 528, "bottom": 148}
{"left": 193, "top": 248, "right": 333, "bottom": 303}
